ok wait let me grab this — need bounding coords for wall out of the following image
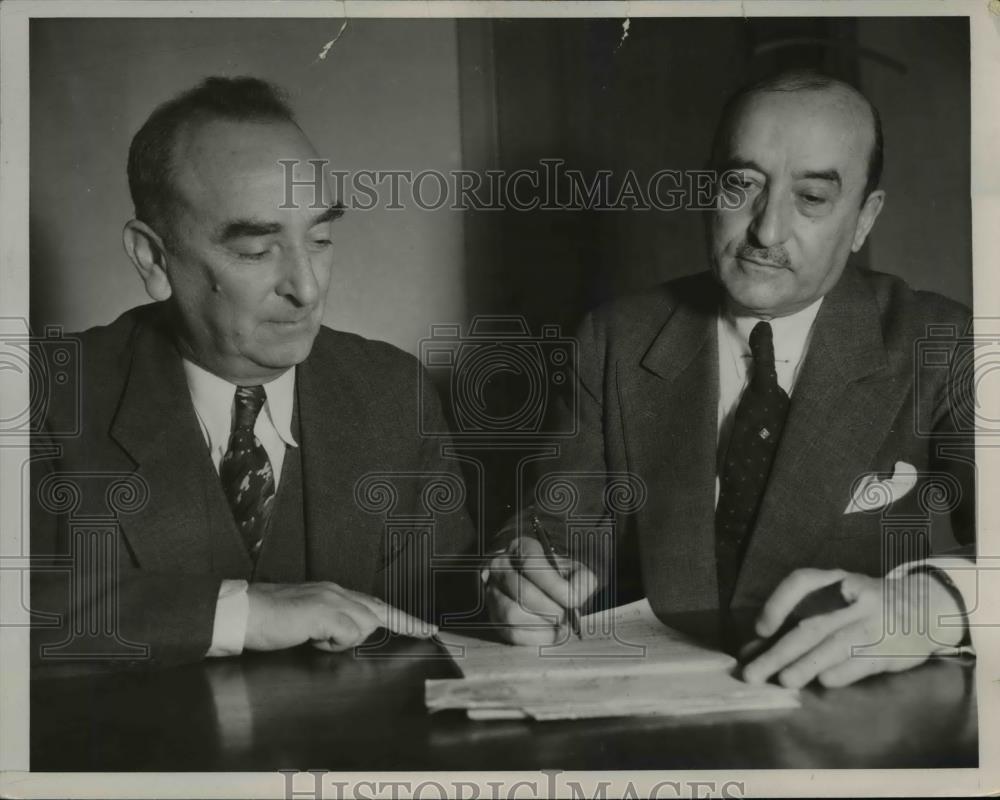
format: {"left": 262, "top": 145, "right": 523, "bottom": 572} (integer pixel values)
{"left": 858, "top": 18, "right": 972, "bottom": 304}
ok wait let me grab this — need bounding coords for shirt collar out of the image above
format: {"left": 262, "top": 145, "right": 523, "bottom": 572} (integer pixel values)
{"left": 722, "top": 296, "right": 825, "bottom": 365}
{"left": 181, "top": 359, "right": 298, "bottom": 452}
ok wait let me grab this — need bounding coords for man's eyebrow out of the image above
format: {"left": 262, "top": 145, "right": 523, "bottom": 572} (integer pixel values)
{"left": 722, "top": 159, "right": 843, "bottom": 188}
{"left": 795, "top": 169, "right": 842, "bottom": 187}
{"left": 721, "top": 157, "right": 765, "bottom": 174}
{"left": 217, "top": 204, "right": 345, "bottom": 241}
{"left": 309, "top": 204, "right": 346, "bottom": 227}
{"left": 218, "top": 219, "right": 283, "bottom": 241}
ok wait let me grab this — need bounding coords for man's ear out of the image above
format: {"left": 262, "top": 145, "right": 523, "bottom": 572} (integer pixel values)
{"left": 123, "top": 219, "right": 172, "bottom": 302}
{"left": 851, "top": 189, "right": 885, "bottom": 253}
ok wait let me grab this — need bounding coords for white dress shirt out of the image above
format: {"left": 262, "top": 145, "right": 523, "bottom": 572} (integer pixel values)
{"left": 182, "top": 359, "right": 298, "bottom": 657}
{"left": 714, "top": 300, "right": 973, "bottom": 652}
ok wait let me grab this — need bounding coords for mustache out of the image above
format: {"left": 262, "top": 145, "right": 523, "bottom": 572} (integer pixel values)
{"left": 736, "top": 243, "right": 791, "bottom": 268}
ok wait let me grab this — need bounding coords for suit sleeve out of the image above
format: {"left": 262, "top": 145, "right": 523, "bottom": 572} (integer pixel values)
{"left": 489, "top": 312, "right": 632, "bottom": 606}
{"left": 881, "top": 312, "right": 978, "bottom": 651}
{"left": 928, "top": 325, "right": 976, "bottom": 550}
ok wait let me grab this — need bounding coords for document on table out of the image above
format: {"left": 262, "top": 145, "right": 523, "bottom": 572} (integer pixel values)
{"left": 426, "top": 598, "right": 799, "bottom": 720}
{"left": 435, "top": 597, "right": 734, "bottom": 681}
{"left": 426, "top": 669, "right": 800, "bottom": 720}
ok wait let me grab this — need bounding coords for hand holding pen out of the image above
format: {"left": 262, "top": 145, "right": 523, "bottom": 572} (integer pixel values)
{"left": 482, "top": 513, "right": 597, "bottom": 646}
{"left": 530, "top": 514, "right": 583, "bottom": 639}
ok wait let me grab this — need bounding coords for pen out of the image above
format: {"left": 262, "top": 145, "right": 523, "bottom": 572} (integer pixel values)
{"left": 530, "top": 514, "right": 582, "bottom": 640}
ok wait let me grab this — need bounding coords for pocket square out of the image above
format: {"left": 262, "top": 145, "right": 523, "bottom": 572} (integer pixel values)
{"left": 844, "top": 461, "right": 918, "bottom": 514}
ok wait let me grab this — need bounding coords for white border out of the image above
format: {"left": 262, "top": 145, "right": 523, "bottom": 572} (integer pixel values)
{"left": 1, "top": 1, "right": 997, "bottom": 797}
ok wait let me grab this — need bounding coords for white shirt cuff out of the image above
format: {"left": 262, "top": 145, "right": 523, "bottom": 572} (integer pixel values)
{"left": 205, "top": 579, "right": 250, "bottom": 658}
{"left": 888, "top": 557, "right": 976, "bottom": 655}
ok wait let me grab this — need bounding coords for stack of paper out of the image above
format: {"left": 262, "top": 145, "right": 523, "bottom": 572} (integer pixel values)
{"left": 427, "top": 599, "right": 798, "bottom": 720}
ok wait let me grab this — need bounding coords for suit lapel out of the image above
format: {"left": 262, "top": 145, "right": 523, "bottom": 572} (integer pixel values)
{"left": 109, "top": 310, "right": 251, "bottom": 574}
{"left": 624, "top": 276, "right": 722, "bottom": 613}
{"left": 733, "top": 267, "right": 909, "bottom": 605}
{"left": 297, "top": 345, "right": 382, "bottom": 592}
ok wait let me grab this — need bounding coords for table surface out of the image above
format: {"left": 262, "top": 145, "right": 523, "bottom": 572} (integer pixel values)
{"left": 31, "top": 624, "right": 978, "bottom": 772}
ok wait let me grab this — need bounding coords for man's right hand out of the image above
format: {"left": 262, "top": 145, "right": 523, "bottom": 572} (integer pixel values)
{"left": 484, "top": 536, "right": 598, "bottom": 645}
{"left": 245, "top": 582, "right": 435, "bottom": 652}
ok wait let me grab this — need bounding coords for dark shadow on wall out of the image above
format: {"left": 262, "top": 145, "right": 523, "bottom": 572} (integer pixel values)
{"left": 29, "top": 211, "right": 63, "bottom": 332}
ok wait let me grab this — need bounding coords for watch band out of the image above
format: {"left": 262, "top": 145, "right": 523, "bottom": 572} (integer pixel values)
{"left": 910, "top": 565, "right": 972, "bottom": 648}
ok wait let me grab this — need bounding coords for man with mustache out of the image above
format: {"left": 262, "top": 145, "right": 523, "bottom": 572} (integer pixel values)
{"left": 30, "top": 76, "right": 474, "bottom": 666}
{"left": 486, "top": 70, "right": 977, "bottom": 687}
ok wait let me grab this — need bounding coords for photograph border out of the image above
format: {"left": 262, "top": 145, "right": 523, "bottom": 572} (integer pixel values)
{"left": 2, "top": 1, "right": 998, "bottom": 797}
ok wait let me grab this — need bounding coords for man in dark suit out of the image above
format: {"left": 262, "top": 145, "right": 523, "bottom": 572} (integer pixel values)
{"left": 31, "top": 77, "right": 474, "bottom": 667}
{"left": 486, "top": 71, "right": 976, "bottom": 688}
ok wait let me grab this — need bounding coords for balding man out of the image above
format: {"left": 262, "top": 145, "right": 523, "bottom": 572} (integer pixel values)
{"left": 485, "top": 71, "right": 976, "bottom": 688}
{"left": 31, "top": 77, "right": 475, "bottom": 667}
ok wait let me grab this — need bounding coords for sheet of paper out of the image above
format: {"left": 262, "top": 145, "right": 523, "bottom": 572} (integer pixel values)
{"left": 428, "top": 671, "right": 798, "bottom": 720}
{"left": 436, "top": 598, "right": 734, "bottom": 682}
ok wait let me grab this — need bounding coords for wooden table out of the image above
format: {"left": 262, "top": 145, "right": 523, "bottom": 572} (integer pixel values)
{"left": 31, "top": 633, "right": 977, "bottom": 771}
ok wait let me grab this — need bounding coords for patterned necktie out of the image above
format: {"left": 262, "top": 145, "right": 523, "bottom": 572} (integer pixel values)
{"left": 219, "top": 385, "right": 275, "bottom": 562}
{"left": 715, "top": 321, "right": 791, "bottom": 608}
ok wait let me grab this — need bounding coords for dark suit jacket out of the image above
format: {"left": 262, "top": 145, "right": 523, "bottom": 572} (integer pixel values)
{"left": 526, "top": 267, "right": 976, "bottom": 615}
{"left": 31, "top": 303, "right": 475, "bottom": 666}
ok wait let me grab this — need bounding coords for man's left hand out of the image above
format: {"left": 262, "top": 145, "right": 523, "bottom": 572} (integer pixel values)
{"left": 741, "top": 568, "right": 966, "bottom": 689}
